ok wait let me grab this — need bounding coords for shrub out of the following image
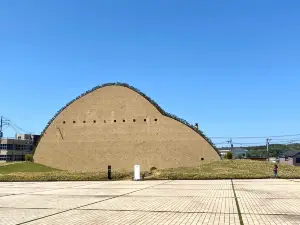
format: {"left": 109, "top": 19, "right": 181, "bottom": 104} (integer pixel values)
{"left": 226, "top": 152, "right": 233, "bottom": 159}
{"left": 150, "top": 166, "right": 157, "bottom": 172}
{"left": 25, "top": 154, "right": 34, "bottom": 162}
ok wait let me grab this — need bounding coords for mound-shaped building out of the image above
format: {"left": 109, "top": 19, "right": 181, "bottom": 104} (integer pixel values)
{"left": 34, "top": 83, "right": 220, "bottom": 171}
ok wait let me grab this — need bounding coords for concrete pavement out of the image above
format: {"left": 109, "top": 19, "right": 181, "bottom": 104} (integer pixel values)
{"left": 0, "top": 179, "right": 299, "bottom": 224}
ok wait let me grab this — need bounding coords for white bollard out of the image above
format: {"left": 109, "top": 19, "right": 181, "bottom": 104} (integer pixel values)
{"left": 134, "top": 165, "right": 140, "bottom": 181}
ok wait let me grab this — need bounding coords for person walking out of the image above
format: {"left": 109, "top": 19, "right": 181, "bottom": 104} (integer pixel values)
{"left": 273, "top": 164, "right": 278, "bottom": 178}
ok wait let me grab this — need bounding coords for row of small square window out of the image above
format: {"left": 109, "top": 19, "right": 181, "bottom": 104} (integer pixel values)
{"left": 0, "top": 144, "right": 29, "bottom": 150}
{"left": 63, "top": 118, "right": 158, "bottom": 124}
{"left": 0, "top": 156, "right": 13, "bottom": 161}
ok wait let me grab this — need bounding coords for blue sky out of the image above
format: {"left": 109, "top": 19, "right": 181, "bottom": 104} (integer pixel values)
{"left": 1, "top": 1, "right": 300, "bottom": 146}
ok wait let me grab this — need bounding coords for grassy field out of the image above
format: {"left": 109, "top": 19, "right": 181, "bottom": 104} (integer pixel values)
{"left": 147, "top": 160, "right": 300, "bottom": 180}
{"left": 0, "top": 160, "right": 300, "bottom": 181}
{"left": 0, "top": 162, "right": 131, "bottom": 182}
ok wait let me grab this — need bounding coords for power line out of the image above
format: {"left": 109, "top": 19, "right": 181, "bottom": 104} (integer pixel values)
{"left": 216, "top": 139, "right": 300, "bottom": 147}
{"left": 231, "top": 140, "right": 300, "bottom": 145}
{"left": 269, "top": 137, "right": 300, "bottom": 141}
{"left": 0, "top": 116, "right": 30, "bottom": 138}
{"left": 210, "top": 133, "right": 300, "bottom": 139}
{"left": 232, "top": 142, "right": 266, "bottom": 145}
{"left": 214, "top": 142, "right": 230, "bottom": 145}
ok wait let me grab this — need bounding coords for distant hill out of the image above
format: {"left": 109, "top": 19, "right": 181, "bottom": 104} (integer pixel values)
{"left": 243, "top": 143, "right": 300, "bottom": 158}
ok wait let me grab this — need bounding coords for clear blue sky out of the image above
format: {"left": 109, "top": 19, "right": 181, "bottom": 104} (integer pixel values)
{"left": 1, "top": 1, "right": 300, "bottom": 146}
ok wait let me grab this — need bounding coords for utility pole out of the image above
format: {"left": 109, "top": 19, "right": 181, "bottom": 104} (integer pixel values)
{"left": 228, "top": 138, "right": 233, "bottom": 151}
{"left": 0, "top": 116, "right": 3, "bottom": 139}
{"left": 227, "top": 138, "right": 233, "bottom": 158}
{"left": 0, "top": 116, "right": 10, "bottom": 139}
{"left": 266, "top": 137, "right": 271, "bottom": 161}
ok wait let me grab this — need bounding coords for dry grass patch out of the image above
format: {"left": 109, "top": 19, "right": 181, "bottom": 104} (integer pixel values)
{"left": 0, "top": 161, "right": 22, "bottom": 167}
{"left": 148, "top": 160, "right": 300, "bottom": 180}
{"left": 0, "top": 171, "right": 131, "bottom": 182}
{"left": 0, "top": 162, "right": 131, "bottom": 181}
{"left": 2, "top": 160, "right": 300, "bottom": 181}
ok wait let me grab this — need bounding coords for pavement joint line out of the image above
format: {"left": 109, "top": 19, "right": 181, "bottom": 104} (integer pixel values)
{"left": 0, "top": 207, "right": 239, "bottom": 214}
{"left": 287, "top": 179, "right": 300, "bottom": 183}
{"left": 236, "top": 197, "right": 300, "bottom": 199}
{"left": 0, "top": 207, "right": 61, "bottom": 210}
{"left": 75, "top": 209, "right": 239, "bottom": 214}
{"left": 15, "top": 180, "right": 172, "bottom": 225}
{"left": 241, "top": 213, "right": 300, "bottom": 216}
{"left": 0, "top": 183, "right": 94, "bottom": 198}
{"left": 231, "top": 179, "right": 244, "bottom": 225}
{"left": 0, "top": 193, "right": 17, "bottom": 198}
{"left": 142, "top": 188, "right": 234, "bottom": 190}
{"left": 24, "top": 194, "right": 236, "bottom": 198}
{"left": 67, "top": 187, "right": 234, "bottom": 190}
{"left": 18, "top": 194, "right": 120, "bottom": 198}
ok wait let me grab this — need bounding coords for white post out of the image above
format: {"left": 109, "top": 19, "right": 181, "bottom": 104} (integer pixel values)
{"left": 134, "top": 165, "right": 140, "bottom": 181}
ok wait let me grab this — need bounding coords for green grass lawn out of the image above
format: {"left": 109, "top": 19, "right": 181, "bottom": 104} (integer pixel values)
{"left": 0, "top": 162, "right": 59, "bottom": 173}
{"left": 0, "top": 162, "right": 131, "bottom": 182}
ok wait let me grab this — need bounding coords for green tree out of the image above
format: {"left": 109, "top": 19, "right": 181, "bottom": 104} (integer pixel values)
{"left": 226, "top": 152, "right": 233, "bottom": 159}
{"left": 25, "top": 154, "right": 34, "bottom": 162}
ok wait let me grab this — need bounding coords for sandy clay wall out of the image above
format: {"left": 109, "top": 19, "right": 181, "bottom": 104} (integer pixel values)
{"left": 34, "top": 84, "right": 220, "bottom": 171}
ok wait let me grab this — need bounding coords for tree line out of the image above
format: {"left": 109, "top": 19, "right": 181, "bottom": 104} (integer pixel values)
{"left": 245, "top": 143, "right": 300, "bottom": 158}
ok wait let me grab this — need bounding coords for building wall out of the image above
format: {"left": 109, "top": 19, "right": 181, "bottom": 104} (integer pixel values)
{"left": 0, "top": 137, "right": 34, "bottom": 161}
{"left": 279, "top": 157, "right": 294, "bottom": 165}
{"left": 1, "top": 139, "right": 31, "bottom": 145}
{"left": 34, "top": 85, "right": 220, "bottom": 171}
{"left": 293, "top": 154, "right": 300, "bottom": 166}
{"left": 16, "top": 134, "right": 32, "bottom": 140}
{"left": 219, "top": 150, "right": 230, "bottom": 158}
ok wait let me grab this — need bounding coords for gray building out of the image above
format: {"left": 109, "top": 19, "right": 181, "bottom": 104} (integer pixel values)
{"left": 0, "top": 134, "right": 40, "bottom": 161}
{"left": 279, "top": 150, "right": 300, "bottom": 166}
{"left": 218, "top": 147, "right": 248, "bottom": 159}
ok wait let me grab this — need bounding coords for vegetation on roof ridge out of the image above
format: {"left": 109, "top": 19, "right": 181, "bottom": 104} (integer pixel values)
{"left": 34, "top": 82, "right": 220, "bottom": 156}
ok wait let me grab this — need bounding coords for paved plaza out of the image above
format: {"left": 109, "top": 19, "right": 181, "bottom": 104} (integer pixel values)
{"left": 0, "top": 179, "right": 300, "bottom": 224}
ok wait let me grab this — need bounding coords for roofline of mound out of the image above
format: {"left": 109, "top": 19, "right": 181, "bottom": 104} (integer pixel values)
{"left": 34, "top": 82, "right": 220, "bottom": 157}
